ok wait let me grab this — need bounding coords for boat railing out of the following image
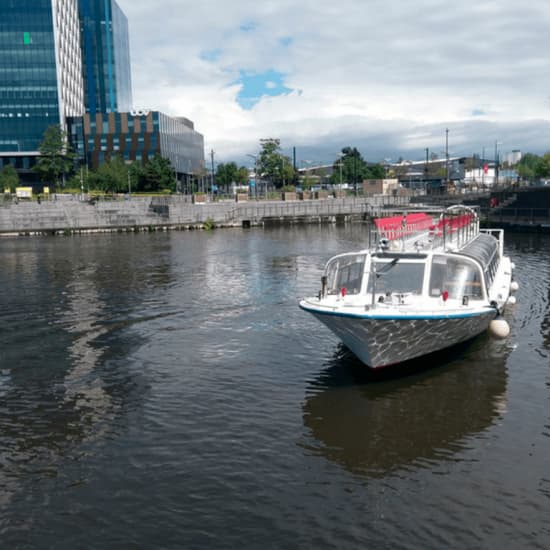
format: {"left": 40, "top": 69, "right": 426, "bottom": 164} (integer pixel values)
{"left": 480, "top": 228, "right": 504, "bottom": 258}
{"left": 372, "top": 205, "right": 480, "bottom": 252}
{"left": 438, "top": 205, "right": 479, "bottom": 251}
{"left": 373, "top": 212, "right": 435, "bottom": 249}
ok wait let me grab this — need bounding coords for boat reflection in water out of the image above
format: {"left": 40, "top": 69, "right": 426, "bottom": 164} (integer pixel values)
{"left": 302, "top": 336, "right": 510, "bottom": 479}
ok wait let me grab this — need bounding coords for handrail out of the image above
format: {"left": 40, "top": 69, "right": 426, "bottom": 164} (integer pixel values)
{"left": 438, "top": 205, "right": 479, "bottom": 251}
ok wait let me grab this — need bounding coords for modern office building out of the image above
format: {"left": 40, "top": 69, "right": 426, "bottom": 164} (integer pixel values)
{"left": 0, "top": 0, "right": 204, "bottom": 183}
{"left": 79, "top": 0, "right": 132, "bottom": 114}
{"left": 0, "top": 0, "right": 132, "bottom": 174}
{"left": 0, "top": 0, "right": 84, "bottom": 171}
{"left": 68, "top": 110, "right": 204, "bottom": 177}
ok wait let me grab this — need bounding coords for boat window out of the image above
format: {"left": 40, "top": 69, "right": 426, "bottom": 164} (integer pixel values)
{"left": 325, "top": 254, "right": 366, "bottom": 295}
{"left": 367, "top": 260, "right": 425, "bottom": 295}
{"left": 430, "top": 256, "right": 483, "bottom": 299}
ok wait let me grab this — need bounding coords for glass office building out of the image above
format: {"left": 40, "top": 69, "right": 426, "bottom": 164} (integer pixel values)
{"left": 0, "top": 0, "right": 84, "bottom": 165}
{"left": 79, "top": 0, "right": 132, "bottom": 114}
{"left": 1, "top": 0, "right": 204, "bottom": 184}
{"left": 68, "top": 111, "right": 204, "bottom": 175}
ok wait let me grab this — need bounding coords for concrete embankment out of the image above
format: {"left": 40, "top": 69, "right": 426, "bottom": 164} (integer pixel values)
{"left": 0, "top": 195, "right": 407, "bottom": 236}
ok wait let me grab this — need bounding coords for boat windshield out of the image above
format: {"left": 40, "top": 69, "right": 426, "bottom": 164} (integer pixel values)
{"left": 325, "top": 254, "right": 366, "bottom": 295}
{"left": 429, "top": 255, "right": 483, "bottom": 300}
{"left": 367, "top": 259, "right": 425, "bottom": 295}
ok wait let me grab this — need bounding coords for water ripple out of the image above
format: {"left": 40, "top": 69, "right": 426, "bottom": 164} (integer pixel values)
{"left": 0, "top": 229, "right": 549, "bottom": 549}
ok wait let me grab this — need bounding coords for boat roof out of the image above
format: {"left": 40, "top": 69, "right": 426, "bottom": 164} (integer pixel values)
{"left": 456, "top": 232, "right": 499, "bottom": 269}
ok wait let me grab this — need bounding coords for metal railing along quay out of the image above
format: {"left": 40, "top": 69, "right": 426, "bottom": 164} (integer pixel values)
{"left": 483, "top": 207, "right": 550, "bottom": 226}
{"left": 223, "top": 196, "right": 411, "bottom": 224}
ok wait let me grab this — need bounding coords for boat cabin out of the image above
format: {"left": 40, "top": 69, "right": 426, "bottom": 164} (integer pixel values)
{"left": 322, "top": 206, "right": 503, "bottom": 308}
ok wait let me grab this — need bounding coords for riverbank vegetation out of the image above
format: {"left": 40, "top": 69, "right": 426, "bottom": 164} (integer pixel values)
{"left": 9, "top": 126, "right": 550, "bottom": 199}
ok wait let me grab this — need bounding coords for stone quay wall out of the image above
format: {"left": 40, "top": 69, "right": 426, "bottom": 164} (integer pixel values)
{"left": 0, "top": 195, "right": 410, "bottom": 236}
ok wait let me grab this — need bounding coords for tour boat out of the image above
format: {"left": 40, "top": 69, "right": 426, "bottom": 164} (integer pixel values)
{"left": 300, "top": 205, "right": 517, "bottom": 369}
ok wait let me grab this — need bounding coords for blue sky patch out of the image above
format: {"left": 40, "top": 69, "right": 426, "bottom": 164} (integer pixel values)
{"left": 235, "top": 70, "right": 293, "bottom": 109}
{"left": 240, "top": 19, "right": 257, "bottom": 32}
{"left": 279, "top": 36, "right": 293, "bottom": 48}
{"left": 200, "top": 48, "right": 222, "bottom": 62}
{"left": 471, "top": 108, "right": 486, "bottom": 117}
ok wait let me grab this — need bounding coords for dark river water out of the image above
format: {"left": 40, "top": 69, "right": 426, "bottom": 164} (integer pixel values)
{"left": 0, "top": 225, "right": 549, "bottom": 549}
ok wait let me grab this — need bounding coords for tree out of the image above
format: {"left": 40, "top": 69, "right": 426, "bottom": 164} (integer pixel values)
{"left": 216, "top": 162, "right": 249, "bottom": 187}
{"left": 89, "top": 156, "right": 125, "bottom": 192}
{"left": 517, "top": 153, "right": 542, "bottom": 181}
{"left": 280, "top": 157, "right": 296, "bottom": 187}
{"left": 332, "top": 147, "right": 369, "bottom": 188}
{"left": 0, "top": 164, "right": 19, "bottom": 192}
{"left": 368, "top": 164, "right": 386, "bottom": 179}
{"left": 236, "top": 166, "right": 249, "bottom": 185}
{"left": 257, "top": 138, "right": 295, "bottom": 188}
{"left": 534, "top": 153, "right": 550, "bottom": 179}
{"left": 33, "top": 125, "right": 75, "bottom": 186}
{"left": 139, "top": 154, "right": 175, "bottom": 192}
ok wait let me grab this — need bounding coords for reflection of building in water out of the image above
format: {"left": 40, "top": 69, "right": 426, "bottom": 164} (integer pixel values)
{"left": 0, "top": 266, "right": 117, "bottom": 508}
{"left": 302, "top": 338, "right": 509, "bottom": 479}
{"left": 0, "top": 235, "right": 168, "bottom": 509}
{"left": 59, "top": 268, "right": 113, "bottom": 434}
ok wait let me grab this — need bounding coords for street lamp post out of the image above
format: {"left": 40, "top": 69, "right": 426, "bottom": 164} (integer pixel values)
{"left": 246, "top": 153, "right": 258, "bottom": 199}
{"left": 336, "top": 153, "right": 344, "bottom": 190}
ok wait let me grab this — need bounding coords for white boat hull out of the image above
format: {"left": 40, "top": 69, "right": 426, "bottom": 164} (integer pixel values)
{"left": 302, "top": 306, "right": 498, "bottom": 368}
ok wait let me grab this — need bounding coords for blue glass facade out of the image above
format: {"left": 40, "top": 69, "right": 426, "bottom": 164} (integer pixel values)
{"left": 0, "top": 0, "right": 60, "bottom": 153}
{"left": 1, "top": 0, "right": 203, "bottom": 183}
{"left": 79, "top": 0, "right": 132, "bottom": 114}
{"left": 111, "top": 1, "right": 132, "bottom": 112}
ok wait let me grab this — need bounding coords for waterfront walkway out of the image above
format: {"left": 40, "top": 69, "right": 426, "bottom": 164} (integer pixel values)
{"left": 0, "top": 194, "right": 410, "bottom": 236}
{"left": 3, "top": 187, "right": 549, "bottom": 236}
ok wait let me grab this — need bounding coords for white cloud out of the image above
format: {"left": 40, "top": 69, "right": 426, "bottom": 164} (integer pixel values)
{"left": 117, "top": 0, "right": 550, "bottom": 164}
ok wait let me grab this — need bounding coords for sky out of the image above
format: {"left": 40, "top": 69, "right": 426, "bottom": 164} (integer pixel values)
{"left": 118, "top": 0, "right": 550, "bottom": 167}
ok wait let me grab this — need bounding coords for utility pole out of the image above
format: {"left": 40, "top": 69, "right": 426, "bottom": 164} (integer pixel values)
{"left": 494, "top": 141, "right": 499, "bottom": 187}
{"left": 174, "top": 155, "right": 179, "bottom": 192}
{"left": 482, "top": 146, "right": 485, "bottom": 188}
{"left": 445, "top": 128, "right": 449, "bottom": 184}
{"left": 424, "top": 148, "right": 429, "bottom": 195}
{"left": 353, "top": 155, "right": 357, "bottom": 197}
{"left": 210, "top": 149, "right": 215, "bottom": 194}
{"left": 246, "top": 153, "right": 258, "bottom": 199}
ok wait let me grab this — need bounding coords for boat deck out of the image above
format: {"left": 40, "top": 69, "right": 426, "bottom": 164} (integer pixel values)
{"left": 373, "top": 205, "right": 481, "bottom": 253}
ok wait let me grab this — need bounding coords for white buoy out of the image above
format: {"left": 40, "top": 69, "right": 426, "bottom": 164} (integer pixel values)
{"left": 489, "top": 319, "right": 510, "bottom": 338}
{"left": 507, "top": 295, "right": 517, "bottom": 305}
{"left": 510, "top": 281, "right": 519, "bottom": 292}
{"left": 511, "top": 262, "right": 516, "bottom": 270}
